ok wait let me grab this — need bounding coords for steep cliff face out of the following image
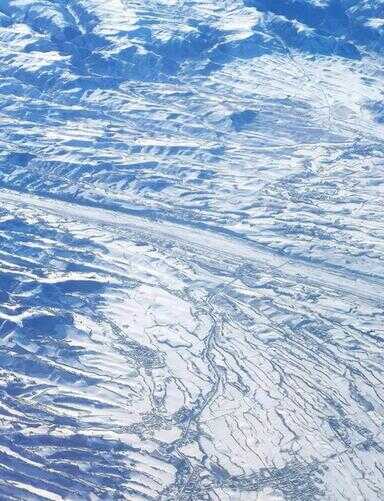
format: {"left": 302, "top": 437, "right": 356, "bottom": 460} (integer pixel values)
{"left": 0, "top": 1, "right": 383, "bottom": 499}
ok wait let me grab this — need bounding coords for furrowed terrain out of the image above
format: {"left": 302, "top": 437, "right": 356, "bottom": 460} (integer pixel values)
{"left": 0, "top": 1, "right": 384, "bottom": 499}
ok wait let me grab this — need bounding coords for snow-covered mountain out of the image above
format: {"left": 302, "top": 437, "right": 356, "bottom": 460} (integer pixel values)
{"left": 0, "top": 1, "right": 383, "bottom": 499}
